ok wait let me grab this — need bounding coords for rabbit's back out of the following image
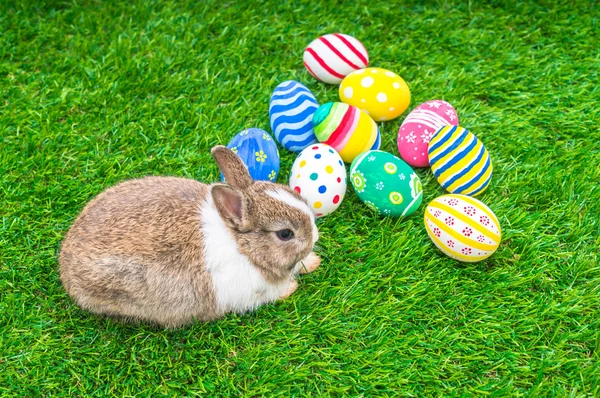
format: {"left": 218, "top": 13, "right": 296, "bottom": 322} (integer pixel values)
{"left": 59, "top": 176, "right": 218, "bottom": 326}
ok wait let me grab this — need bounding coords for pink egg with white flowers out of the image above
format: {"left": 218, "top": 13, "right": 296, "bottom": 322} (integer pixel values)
{"left": 397, "top": 100, "right": 459, "bottom": 168}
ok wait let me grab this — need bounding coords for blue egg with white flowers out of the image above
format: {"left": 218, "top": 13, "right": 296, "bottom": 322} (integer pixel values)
{"left": 269, "top": 80, "right": 319, "bottom": 152}
{"left": 222, "top": 128, "right": 280, "bottom": 182}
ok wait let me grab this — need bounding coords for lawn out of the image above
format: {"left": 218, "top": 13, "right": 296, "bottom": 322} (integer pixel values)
{"left": 1, "top": 0, "right": 599, "bottom": 396}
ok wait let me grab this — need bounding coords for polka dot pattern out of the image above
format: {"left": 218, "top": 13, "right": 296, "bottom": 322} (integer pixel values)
{"left": 339, "top": 67, "right": 411, "bottom": 122}
{"left": 289, "top": 143, "right": 347, "bottom": 217}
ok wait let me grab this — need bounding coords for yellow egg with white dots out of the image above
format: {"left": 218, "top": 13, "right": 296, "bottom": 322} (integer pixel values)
{"left": 339, "top": 67, "right": 411, "bottom": 122}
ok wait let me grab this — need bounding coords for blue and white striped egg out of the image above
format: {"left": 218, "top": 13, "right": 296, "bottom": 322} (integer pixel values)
{"left": 269, "top": 80, "right": 319, "bottom": 152}
{"left": 222, "top": 128, "right": 280, "bottom": 182}
{"left": 428, "top": 125, "right": 493, "bottom": 196}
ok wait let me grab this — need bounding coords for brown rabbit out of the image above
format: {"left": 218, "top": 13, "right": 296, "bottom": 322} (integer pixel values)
{"left": 59, "top": 146, "right": 321, "bottom": 328}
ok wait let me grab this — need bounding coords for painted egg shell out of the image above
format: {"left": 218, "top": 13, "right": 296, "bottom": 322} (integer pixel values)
{"left": 269, "top": 80, "right": 319, "bottom": 152}
{"left": 313, "top": 102, "right": 377, "bottom": 163}
{"left": 397, "top": 100, "right": 459, "bottom": 168}
{"left": 339, "top": 67, "right": 411, "bottom": 122}
{"left": 424, "top": 194, "right": 501, "bottom": 262}
{"left": 350, "top": 150, "right": 423, "bottom": 217}
{"left": 371, "top": 128, "right": 381, "bottom": 150}
{"left": 428, "top": 125, "right": 493, "bottom": 196}
{"left": 303, "top": 33, "right": 369, "bottom": 84}
{"left": 222, "top": 128, "right": 280, "bottom": 182}
{"left": 289, "top": 144, "right": 347, "bottom": 217}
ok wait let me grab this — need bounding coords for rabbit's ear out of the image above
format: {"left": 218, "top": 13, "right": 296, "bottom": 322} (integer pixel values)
{"left": 211, "top": 146, "right": 253, "bottom": 190}
{"left": 211, "top": 184, "right": 252, "bottom": 232}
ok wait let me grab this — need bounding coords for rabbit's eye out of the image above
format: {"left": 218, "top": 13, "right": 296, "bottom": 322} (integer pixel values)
{"left": 276, "top": 229, "right": 294, "bottom": 241}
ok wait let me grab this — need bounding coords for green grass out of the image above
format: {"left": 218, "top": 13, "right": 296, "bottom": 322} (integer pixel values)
{"left": 1, "top": 0, "right": 599, "bottom": 396}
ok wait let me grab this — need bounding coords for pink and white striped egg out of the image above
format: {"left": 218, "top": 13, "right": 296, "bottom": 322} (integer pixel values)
{"left": 303, "top": 33, "right": 369, "bottom": 84}
{"left": 397, "top": 100, "right": 459, "bottom": 168}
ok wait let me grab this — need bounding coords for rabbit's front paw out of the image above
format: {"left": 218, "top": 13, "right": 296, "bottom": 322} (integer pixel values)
{"left": 278, "top": 280, "right": 298, "bottom": 300}
{"left": 295, "top": 252, "right": 321, "bottom": 275}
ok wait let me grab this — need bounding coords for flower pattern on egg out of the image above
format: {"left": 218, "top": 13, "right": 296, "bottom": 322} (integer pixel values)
{"left": 351, "top": 172, "right": 367, "bottom": 193}
{"left": 350, "top": 150, "right": 423, "bottom": 218}
{"left": 424, "top": 195, "right": 502, "bottom": 263}
{"left": 255, "top": 150, "right": 267, "bottom": 162}
{"left": 384, "top": 162, "right": 397, "bottom": 174}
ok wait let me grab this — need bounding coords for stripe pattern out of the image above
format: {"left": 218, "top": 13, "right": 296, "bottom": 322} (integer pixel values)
{"left": 371, "top": 127, "right": 381, "bottom": 150}
{"left": 427, "top": 125, "right": 493, "bottom": 196}
{"left": 303, "top": 33, "right": 369, "bottom": 84}
{"left": 424, "top": 194, "right": 501, "bottom": 262}
{"left": 313, "top": 102, "right": 377, "bottom": 163}
{"left": 269, "top": 81, "right": 319, "bottom": 152}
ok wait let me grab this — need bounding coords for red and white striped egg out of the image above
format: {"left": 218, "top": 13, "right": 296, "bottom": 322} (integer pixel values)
{"left": 424, "top": 194, "right": 501, "bottom": 262}
{"left": 397, "top": 100, "right": 459, "bottom": 168}
{"left": 303, "top": 33, "right": 369, "bottom": 84}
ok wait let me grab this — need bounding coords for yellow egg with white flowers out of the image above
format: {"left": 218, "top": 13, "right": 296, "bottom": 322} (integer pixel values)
{"left": 339, "top": 67, "right": 411, "bottom": 122}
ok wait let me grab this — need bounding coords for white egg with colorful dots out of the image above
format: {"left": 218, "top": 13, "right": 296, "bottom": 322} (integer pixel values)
{"left": 289, "top": 144, "right": 347, "bottom": 217}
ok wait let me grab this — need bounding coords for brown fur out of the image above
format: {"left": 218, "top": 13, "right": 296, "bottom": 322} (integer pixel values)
{"left": 59, "top": 177, "right": 218, "bottom": 327}
{"left": 59, "top": 146, "right": 320, "bottom": 328}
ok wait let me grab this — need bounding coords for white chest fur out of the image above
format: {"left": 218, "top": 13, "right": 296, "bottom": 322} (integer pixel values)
{"left": 200, "top": 197, "right": 288, "bottom": 314}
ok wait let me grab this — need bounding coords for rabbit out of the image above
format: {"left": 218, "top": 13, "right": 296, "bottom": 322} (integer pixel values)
{"left": 59, "top": 145, "right": 321, "bottom": 328}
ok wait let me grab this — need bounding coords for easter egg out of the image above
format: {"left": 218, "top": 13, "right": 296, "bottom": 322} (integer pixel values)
{"left": 397, "top": 100, "right": 459, "bottom": 168}
{"left": 313, "top": 102, "right": 378, "bottom": 163}
{"left": 371, "top": 129, "right": 381, "bottom": 150}
{"left": 303, "top": 33, "right": 369, "bottom": 84}
{"left": 223, "top": 128, "right": 280, "bottom": 182}
{"left": 269, "top": 80, "right": 319, "bottom": 152}
{"left": 428, "top": 126, "right": 493, "bottom": 196}
{"left": 339, "top": 67, "right": 410, "bottom": 122}
{"left": 289, "top": 144, "right": 347, "bottom": 217}
{"left": 424, "top": 194, "right": 501, "bottom": 262}
{"left": 350, "top": 150, "right": 423, "bottom": 217}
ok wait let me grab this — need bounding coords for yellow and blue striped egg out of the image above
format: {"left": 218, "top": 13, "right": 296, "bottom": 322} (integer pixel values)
{"left": 424, "top": 194, "right": 501, "bottom": 262}
{"left": 427, "top": 125, "right": 492, "bottom": 196}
